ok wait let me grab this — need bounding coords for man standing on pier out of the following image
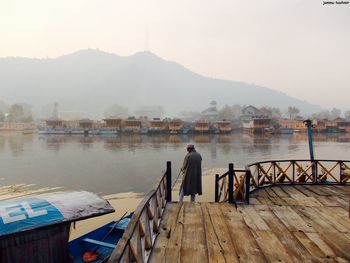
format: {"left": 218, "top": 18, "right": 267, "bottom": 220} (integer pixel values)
{"left": 179, "top": 144, "right": 202, "bottom": 202}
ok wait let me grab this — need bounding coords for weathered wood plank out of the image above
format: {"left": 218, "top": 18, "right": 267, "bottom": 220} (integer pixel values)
{"left": 202, "top": 203, "right": 239, "bottom": 263}
{"left": 271, "top": 205, "right": 315, "bottom": 233}
{"left": 318, "top": 232, "right": 350, "bottom": 260}
{"left": 312, "top": 206, "right": 350, "bottom": 233}
{"left": 270, "top": 186, "right": 290, "bottom": 198}
{"left": 266, "top": 197, "right": 288, "bottom": 206}
{"left": 240, "top": 205, "right": 270, "bottom": 231}
{"left": 163, "top": 203, "right": 185, "bottom": 263}
{"left": 148, "top": 203, "right": 182, "bottom": 262}
{"left": 256, "top": 196, "right": 274, "bottom": 205}
{"left": 220, "top": 203, "right": 267, "bottom": 263}
{"left": 255, "top": 205, "right": 313, "bottom": 262}
{"left": 303, "top": 185, "right": 332, "bottom": 196}
{"left": 293, "top": 231, "right": 327, "bottom": 259}
{"left": 200, "top": 204, "right": 226, "bottom": 263}
{"left": 263, "top": 187, "right": 279, "bottom": 198}
{"left": 180, "top": 203, "right": 208, "bottom": 263}
{"left": 305, "top": 232, "right": 336, "bottom": 258}
{"left": 295, "top": 206, "right": 346, "bottom": 234}
{"left": 254, "top": 230, "right": 294, "bottom": 263}
{"left": 282, "top": 185, "right": 308, "bottom": 199}
{"left": 249, "top": 197, "right": 262, "bottom": 205}
{"left": 317, "top": 195, "right": 342, "bottom": 207}
{"left": 293, "top": 185, "right": 317, "bottom": 197}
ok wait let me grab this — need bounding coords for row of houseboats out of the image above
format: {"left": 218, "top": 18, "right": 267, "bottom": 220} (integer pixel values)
{"left": 38, "top": 117, "right": 350, "bottom": 135}
{"left": 39, "top": 118, "right": 232, "bottom": 135}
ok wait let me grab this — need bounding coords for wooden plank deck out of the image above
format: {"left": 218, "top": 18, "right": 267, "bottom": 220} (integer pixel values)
{"left": 149, "top": 185, "right": 350, "bottom": 263}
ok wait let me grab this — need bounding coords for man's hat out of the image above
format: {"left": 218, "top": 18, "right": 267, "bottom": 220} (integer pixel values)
{"left": 186, "top": 144, "right": 195, "bottom": 150}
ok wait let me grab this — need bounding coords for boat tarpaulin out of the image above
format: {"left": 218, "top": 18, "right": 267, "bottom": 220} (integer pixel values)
{"left": 0, "top": 191, "right": 115, "bottom": 237}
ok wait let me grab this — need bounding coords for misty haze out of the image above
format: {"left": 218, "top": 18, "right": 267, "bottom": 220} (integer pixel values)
{"left": 0, "top": 1, "right": 349, "bottom": 263}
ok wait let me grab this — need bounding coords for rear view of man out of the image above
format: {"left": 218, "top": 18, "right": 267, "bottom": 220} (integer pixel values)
{"left": 179, "top": 144, "right": 202, "bottom": 202}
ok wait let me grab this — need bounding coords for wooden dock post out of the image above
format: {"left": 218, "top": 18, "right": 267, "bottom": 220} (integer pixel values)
{"left": 215, "top": 174, "right": 219, "bottom": 202}
{"left": 228, "top": 163, "right": 234, "bottom": 204}
{"left": 245, "top": 167, "right": 251, "bottom": 204}
{"left": 166, "top": 161, "right": 172, "bottom": 202}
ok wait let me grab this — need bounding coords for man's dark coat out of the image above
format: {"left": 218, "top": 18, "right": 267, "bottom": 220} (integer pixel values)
{"left": 181, "top": 150, "right": 202, "bottom": 195}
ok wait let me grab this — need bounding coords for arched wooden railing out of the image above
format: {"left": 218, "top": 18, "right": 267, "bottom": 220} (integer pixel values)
{"left": 215, "top": 159, "right": 350, "bottom": 204}
{"left": 108, "top": 162, "right": 172, "bottom": 263}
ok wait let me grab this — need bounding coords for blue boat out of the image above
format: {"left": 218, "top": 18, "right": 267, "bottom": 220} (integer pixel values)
{"left": 69, "top": 213, "right": 132, "bottom": 263}
{"left": 0, "top": 191, "right": 131, "bottom": 263}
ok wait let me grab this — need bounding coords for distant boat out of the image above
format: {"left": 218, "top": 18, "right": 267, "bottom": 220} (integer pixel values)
{"left": 100, "top": 128, "right": 118, "bottom": 135}
{"left": 140, "top": 127, "right": 149, "bottom": 134}
{"left": 279, "top": 127, "right": 294, "bottom": 134}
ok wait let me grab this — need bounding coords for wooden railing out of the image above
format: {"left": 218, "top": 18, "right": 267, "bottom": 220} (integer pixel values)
{"left": 108, "top": 162, "right": 172, "bottom": 263}
{"left": 215, "top": 159, "right": 350, "bottom": 204}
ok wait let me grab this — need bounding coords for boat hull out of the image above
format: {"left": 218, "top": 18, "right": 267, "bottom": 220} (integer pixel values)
{"left": 69, "top": 214, "right": 132, "bottom": 263}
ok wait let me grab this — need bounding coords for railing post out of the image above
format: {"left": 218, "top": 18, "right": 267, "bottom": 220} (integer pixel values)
{"left": 314, "top": 160, "right": 318, "bottom": 183}
{"left": 166, "top": 161, "right": 172, "bottom": 202}
{"left": 215, "top": 174, "right": 219, "bottom": 202}
{"left": 273, "top": 161, "right": 276, "bottom": 184}
{"left": 228, "top": 163, "right": 234, "bottom": 204}
{"left": 245, "top": 167, "right": 251, "bottom": 204}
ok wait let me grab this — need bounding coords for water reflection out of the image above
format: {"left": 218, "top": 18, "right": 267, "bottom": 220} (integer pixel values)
{"left": 0, "top": 133, "right": 349, "bottom": 195}
{"left": 36, "top": 132, "right": 350, "bottom": 147}
{"left": 0, "top": 132, "right": 35, "bottom": 156}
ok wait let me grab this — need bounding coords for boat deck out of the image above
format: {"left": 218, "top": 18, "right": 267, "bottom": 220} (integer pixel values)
{"left": 149, "top": 185, "right": 350, "bottom": 263}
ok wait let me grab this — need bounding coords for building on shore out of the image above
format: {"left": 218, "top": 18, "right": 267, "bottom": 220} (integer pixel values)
{"left": 241, "top": 106, "right": 271, "bottom": 134}
{"left": 201, "top": 101, "right": 219, "bottom": 121}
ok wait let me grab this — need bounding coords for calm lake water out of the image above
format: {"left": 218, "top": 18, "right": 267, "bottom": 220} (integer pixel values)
{"left": 1, "top": 132, "right": 350, "bottom": 196}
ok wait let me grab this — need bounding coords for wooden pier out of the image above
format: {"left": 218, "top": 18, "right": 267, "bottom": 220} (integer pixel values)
{"left": 149, "top": 185, "right": 349, "bottom": 263}
{"left": 109, "top": 160, "right": 350, "bottom": 263}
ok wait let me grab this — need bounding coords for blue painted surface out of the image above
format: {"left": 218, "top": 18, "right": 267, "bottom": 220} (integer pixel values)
{"left": 0, "top": 197, "right": 63, "bottom": 236}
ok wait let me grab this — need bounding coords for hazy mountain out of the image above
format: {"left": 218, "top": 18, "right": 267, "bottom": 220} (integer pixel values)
{"left": 0, "top": 49, "right": 321, "bottom": 118}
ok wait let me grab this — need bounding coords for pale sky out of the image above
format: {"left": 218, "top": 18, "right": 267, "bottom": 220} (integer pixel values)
{"left": 0, "top": 0, "right": 349, "bottom": 111}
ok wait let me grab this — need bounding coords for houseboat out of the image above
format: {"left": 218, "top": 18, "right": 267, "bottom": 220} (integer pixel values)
{"left": 337, "top": 120, "right": 350, "bottom": 133}
{"left": 278, "top": 119, "right": 307, "bottom": 133}
{"left": 242, "top": 117, "right": 271, "bottom": 134}
{"left": 149, "top": 118, "right": 168, "bottom": 133}
{"left": 215, "top": 120, "right": 232, "bottom": 133}
{"left": 38, "top": 118, "right": 66, "bottom": 134}
{"left": 102, "top": 117, "right": 121, "bottom": 135}
{"left": 168, "top": 119, "right": 183, "bottom": 134}
{"left": 194, "top": 119, "right": 210, "bottom": 133}
{"left": 123, "top": 118, "right": 142, "bottom": 133}
{"left": 311, "top": 119, "right": 344, "bottom": 133}
{"left": 77, "top": 119, "right": 95, "bottom": 135}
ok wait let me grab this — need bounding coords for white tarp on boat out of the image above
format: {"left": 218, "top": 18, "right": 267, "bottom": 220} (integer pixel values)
{"left": 0, "top": 191, "right": 114, "bottom": 237}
